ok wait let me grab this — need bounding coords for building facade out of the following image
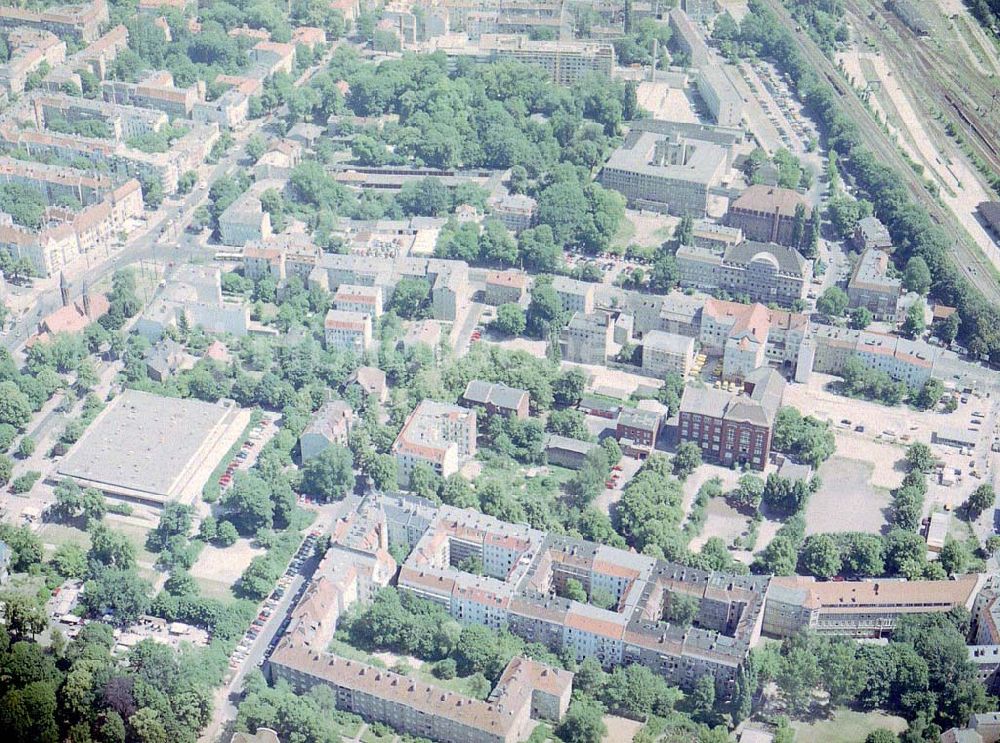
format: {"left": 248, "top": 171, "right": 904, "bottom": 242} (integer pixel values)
{"left": 677, "top": 368, "right": 785, "bottom": 470}
{"left": 725, "top": 186, "right": 808, "bottom": 247}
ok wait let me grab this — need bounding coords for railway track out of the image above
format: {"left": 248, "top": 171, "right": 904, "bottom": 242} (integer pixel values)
{"left": 871, "top": 4, "right": 1000, "bottom": 179}
{"left": 757, "top": 0, "right": 1000, "bottom": 304}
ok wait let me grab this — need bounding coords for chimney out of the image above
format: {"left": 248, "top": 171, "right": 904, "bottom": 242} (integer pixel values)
{"left": 59, "top": 272, "right": 70, "bottom": 307}
{"left": 771, "top": 205, "right": 781, "bottom": 243}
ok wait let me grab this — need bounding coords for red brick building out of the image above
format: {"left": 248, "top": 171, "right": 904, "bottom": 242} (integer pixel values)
{"left": 615, "top": 408, "right": 661, "bottom": 458}
{"left": 677, "top": 367, "right": 785, "bottom": 470}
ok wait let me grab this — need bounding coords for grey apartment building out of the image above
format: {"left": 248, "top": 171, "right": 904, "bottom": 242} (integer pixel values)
{"left": 847, "top": 248, "right": 901, "bottom": 321}
{"left": 676, "top": 240, "right": 810, "bottom": 307}
{"left": 560, "top": 311, "right": 614, "bottom": 364}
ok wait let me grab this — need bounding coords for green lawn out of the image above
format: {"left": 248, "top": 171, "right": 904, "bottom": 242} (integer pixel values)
{"left": 611, "top": 216, "right": 636, "bottom": 249}
{"left": 359, "top": 725, "right": 395, "bottom": 743}
{"left": 195, "top": 576, "right": 237, "bottom": 602}
{"left": 38, "top": 522, "right": 91, "bottom": 553}
{"left": 108, "top": 521, "right": 160, "bottom": 565}
{"left": 413, "top": 666, "right": 490, "bottom": 700}
{"left": 541, "top": 465, "right": 577, "bottom": 485}
{"left": 792, "top": 710, "right": 907, "bottom": 743}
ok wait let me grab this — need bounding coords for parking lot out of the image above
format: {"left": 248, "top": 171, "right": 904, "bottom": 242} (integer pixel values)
{"left": 227, "top": 529, "right": 321, "bottom": 674}
{"left": 216, "top": 414, "right": 278, "bottom": 495}
{"left": 784, "top": 371, "right": 1000, "bottom": 531}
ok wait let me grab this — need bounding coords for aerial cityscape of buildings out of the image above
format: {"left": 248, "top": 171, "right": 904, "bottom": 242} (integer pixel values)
{"left": 0, "top": 1, "right": 999, "bottom": 743}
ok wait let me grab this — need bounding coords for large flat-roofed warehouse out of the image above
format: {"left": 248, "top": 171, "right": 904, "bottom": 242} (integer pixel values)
{"left": 56, "top": 389, "right": 250, "bottom": 507}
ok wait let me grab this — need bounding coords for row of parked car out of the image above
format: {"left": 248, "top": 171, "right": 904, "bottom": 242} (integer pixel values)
{"left": 229, "top": 530, "right": 322, "bottom": 672}
{"left": 219, "top": 419, "right": 272, "bottom": 491}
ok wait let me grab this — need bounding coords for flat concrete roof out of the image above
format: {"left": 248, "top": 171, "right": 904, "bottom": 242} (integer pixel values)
{"left": 57, "top": 389, "right": 242, "bottom": 505}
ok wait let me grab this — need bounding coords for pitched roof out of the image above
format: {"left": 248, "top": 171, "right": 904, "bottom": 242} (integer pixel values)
{"left": 730, "top": 185, "right": 807, "bottom": 218}
{"left": 723, "top": 240, "right": 807, "bottom": 277}
{"left": 462, "top": 380, "right": 529, "bottom": 411}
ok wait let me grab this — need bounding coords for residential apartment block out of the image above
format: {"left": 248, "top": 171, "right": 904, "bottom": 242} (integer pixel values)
{"left": 847, "top": 248, "right": 901, "bottom": 321}
{"left": 300, "top": 401, "right": 355, "bottom": 462}
{"left": 219, "top": 191, "right": 272, "bottom": 247}
{"left": 642, "top": 330, "right": 695, "bottom": 377}
{"left": 484, "top": 269, "right": 529, "bottom": 306}
{"left": 763, "top": 574, "right": 983, "bottom": 638}
{"left": 250, "top": 40, "right": 297, "bottom": 76}
{"left": 699, "top": 299, "right": 809, "bottom": 381}
{"left": 324, "top": 309, "right": 372, "bottom": 354}
{"left": 242, "top": 234, "right": 322, "bottom": 282}
{"left": 192, "top": 74, "right": 259, "bottom": 129}
{"left": 725, "top": 186, "right": 808, "bottom": 247}
{"left": 0, "top": 0, "right": 108, "bottom": 42}
{"left": 487, "top": 192, "right": 536, "bottom": 233}
{"left": 102, "top": 70, "right": 202, "bottom": 119}
{"left": 974, "top": 577, "right": 1000, "bottom": 647}
{"left": 477, "top": 35, "right": 615, "bottom": 86}
{"left": 811, "top": 326, "right": 939, "bottom": 388}
{"left": 0, "top": 29, "right": 66, "bottom": 95}
{"left": 676, "top": 240, "right": 810, "bottom": 307}
{"left": 678, "top": 367, "right": 785, "bottom": 470}
{"left": 267, "top": 496, "right": 573, "bottom": 743}
{"left": 334, "top": 284, "right": 384, "bottom": 318}
{"left": 43, "top": 24, "right": 128, "bottom": 89}
{"left": 550, "top": 276, "right": 596, "bottom": 316}
{"left": 0, "top": 158, "right": 143, "bottom": 276}
{"left": 560, "top": 311, "right": 614, "bottom": 365}
{"left": 389, "top": 498, "right": 768, "bottom": 697}
{"left": 852, "top": 215, "right": 893, "bottom": 251}
{"left": 0, "top": 93, "right": 219, "bottom": 194}
{"left": 392, "top": 401, "right": 477, "bottom": 484}
{"left": 432, "top": 260, "right": 470, "bottom": 321}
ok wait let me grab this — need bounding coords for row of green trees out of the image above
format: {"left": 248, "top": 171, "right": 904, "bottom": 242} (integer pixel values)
{"left": 738, "top": 1, "right": 1000, "bottom": 361}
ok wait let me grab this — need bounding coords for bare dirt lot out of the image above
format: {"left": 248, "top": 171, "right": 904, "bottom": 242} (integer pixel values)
{"left": 690, "top": 497, "right": 751, "bottom": 553}
{"left": 602, "top": 715, "right": 644, "bottom": 743}
{"left": 190, "top": 537, "right": 263, "bottom": 588}
{"left": 805, "top": 456, "right": 892, "bottom": 535}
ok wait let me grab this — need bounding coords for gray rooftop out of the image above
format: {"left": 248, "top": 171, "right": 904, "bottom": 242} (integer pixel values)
{"left": 680, "top": 384, "right": 731, "bottom": 419}
{"left": 849, "top": 248, "right": 901, "bottom": 292}
{"left": 551, "top": 275, "right": 595, "bottom": 297}
{"left": 604, "top": 129, "right": 728, "bottom": 186}
{"left": 723, "top": 240, "right": 808, "bottom": 277}
{"left": 679, "top": 369, "right": 784, "bottom": 427}
{"left": 643, "top": 329, "right": 695, "bottom": 355}
{"left": 617, "top": 407, "right": 662, "bottom": 431}
{"left": 543, "top": 434, "right": 600, "bottom": 456}
{"left": 462, "top": 380, "right": 529, "bottom": 411}
{"left": 855, "top": 216, "right": 892, "bottom": 248}
{"left": 57, "top": 389, "right": 236, "bottom": 501}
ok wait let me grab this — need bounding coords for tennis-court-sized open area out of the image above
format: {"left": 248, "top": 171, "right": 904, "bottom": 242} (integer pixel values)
{"left": 55, "top": 389, "right": 252, "bottom": 508}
